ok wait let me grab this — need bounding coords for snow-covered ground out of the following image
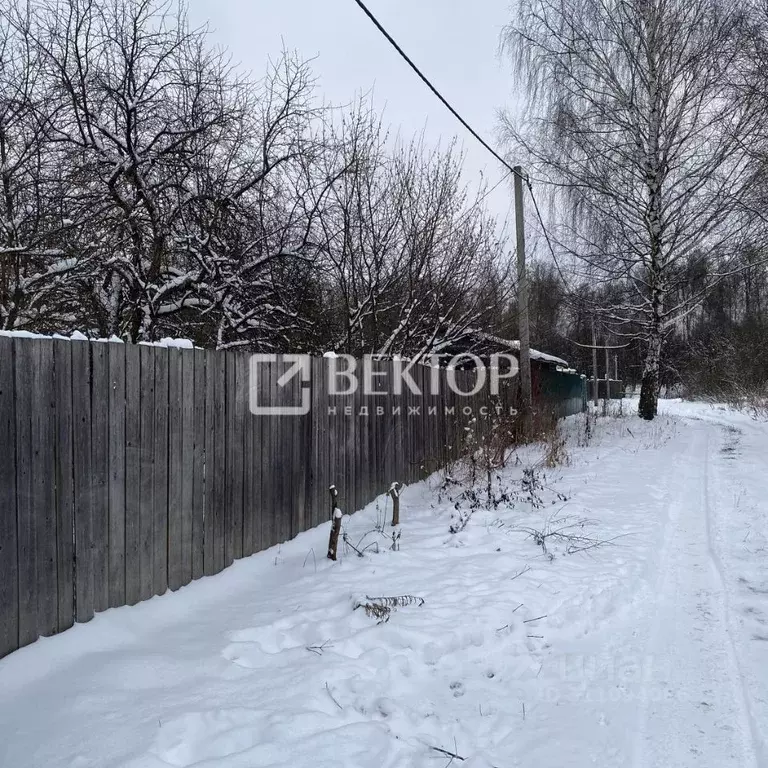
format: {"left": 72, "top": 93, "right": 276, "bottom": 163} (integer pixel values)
{"left": 1, "top": 400, "right": 767, "bottom": 767}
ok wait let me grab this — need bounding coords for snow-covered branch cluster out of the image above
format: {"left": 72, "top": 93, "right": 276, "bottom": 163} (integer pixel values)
{"left": 0, "top": 0, "right": 512, "bottom": 353}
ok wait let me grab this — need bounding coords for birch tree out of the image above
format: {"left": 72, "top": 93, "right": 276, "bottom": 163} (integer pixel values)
{"left": 503, "top": 0, "right": 759, "bottom": 418}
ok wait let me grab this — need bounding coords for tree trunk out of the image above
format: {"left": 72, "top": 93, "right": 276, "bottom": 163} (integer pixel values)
{"left": 638, "top": 348, "right": 660, "bottom": 420}
{"left": 638, "top": 314, "right": 663, "bottom": 420}
{"left": 639, "top": 19, "right": 665, "bottom": 423}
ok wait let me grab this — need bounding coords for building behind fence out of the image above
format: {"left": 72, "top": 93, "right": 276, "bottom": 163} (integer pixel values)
{"left": 0, "top": 337, "right": 585, "bottom": 659}
{"left": 587, "top": 379, "right": 625, "bottom": 401}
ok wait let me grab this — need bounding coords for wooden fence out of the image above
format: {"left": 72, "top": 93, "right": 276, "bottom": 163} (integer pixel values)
{"left": 0, "top": 337, "right": 585, "bottom": 658}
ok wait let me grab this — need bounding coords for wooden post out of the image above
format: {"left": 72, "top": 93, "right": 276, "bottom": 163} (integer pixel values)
{"left": 514, "top": 166, "right": 532, "bottom": 425}
{"left": 389, "top": 482, "right": 401, "bottom": 526}
{"left": 327, "top": 485, "right": 342, "bottom": 561}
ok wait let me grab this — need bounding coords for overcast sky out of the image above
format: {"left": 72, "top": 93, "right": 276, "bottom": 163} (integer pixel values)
{"left": 187, "top": 0, "right": 518, "bottom": 228}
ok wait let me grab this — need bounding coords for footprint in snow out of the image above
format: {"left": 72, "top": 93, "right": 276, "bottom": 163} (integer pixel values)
{"left": 450, "top": 681, "right": 465, "bottom": 697}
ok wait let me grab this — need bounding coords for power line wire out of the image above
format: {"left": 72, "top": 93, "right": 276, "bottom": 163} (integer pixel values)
{"left": 351, "top": 0, "right": 565, "bottom": 314}
{"left": 351, "top": 0, "right": 568, "bottom": 281}
{"left": 351, "top": 0, "right": 519, "bottom": 179}
{"left": 350, "top": 0, "right": 576, "bottom": 279}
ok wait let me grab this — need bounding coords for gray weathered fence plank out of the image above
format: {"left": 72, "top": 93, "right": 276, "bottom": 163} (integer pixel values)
{"left": 227, "top": 353, "right": 244, "bottom": 561}
{"left": 270, "top": 358, "right": 283, "bottom": 546}
{"left": 108, "top": 343, "right": 126, "bottom": 608}
{"left": 248, "top": 395, "right": 262, "bottom": 555}
{"left": 405, "top": 376, "right": 415, "bottom": 484}
{"left": 309, "top": 358, "right": 324, "bottom": 529}
{"left": 327, "top": 361, "right": 343, "bottom": 516}
{"left": 124, "top": 344, "right": 141, "bottom": 605}
{"left": 263, "top": 359, "right": 279, "bottom": 546}
{"left": 14, "top": 340, "right": 34, "bottom": 645}
{"left": 253, "top": 360, "right": 267, "bottom": 550}
{"left": 138, "top": 345, "right": 155, "bottom": 601}
{"left": 274, "top": 356, "right": 289, "bottom": 545}
{"left": 368, "top": 361, "right": 380, "bottom": 500}
{"left": 312, "top": 358, "right": 322, "bottom": 530}
{"left": 349, "top": 385, "right": 359, "bottom": 513}
{"left": 423, "top": 365, "right": 434, "bottom": 476}
{"left": 179, "top": 349, "right": 194, "bottom": 585}
{"left": 167, "top": 348, "right": 184, "bottom": 591}
{"left": 152, "top": 348, "right": 169, "bottom": 595}
{"left": 241, "top": 353, "right": 254, "bottom": 558}
{"left": 53, "top": 340, "right": 74, "bottom": 633}
{"left": 298, "top": 369, "right": 311, "bottom": 536}
{"left": 32, "top": 340, "right": 58, "bottom": 639}
{"left": 224, "top": 353, "right": 235, "bottom": 563}
{"left": 203, "top": 350, "right": 216, "bottom": 576}
{"left": 420, "top": 366, "right": 430, "bottom": 476}
{"left": 236, "top": 353, "right": 247, "bottom": 556}
{"left": 213, "top": 351, "right": 227, "bottom": 572}
{"left": 91, "top": 342, "right": 110, "bottom": 613}
{"left": 351, "top": 382, "right": 362, "bottom": 514}
{"left": 71, "top": 339, "right": 94, "bottom": 623}
{"left": 405, "top": 370, "right": 415, "bottom": 476}
{"left": 290, "top": 367, "right": 303, "bottom": 538}
{"left": 0, "top": 337, "right": 18, "bottom": 656}
{"left": 191, "top": 349, "right": 205, "bottom": 580}
{"left": 261, "top": 360, "right": 278, "bottom": 548}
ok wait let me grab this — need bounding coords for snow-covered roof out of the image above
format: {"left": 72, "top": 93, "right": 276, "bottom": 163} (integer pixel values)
{"left": 444, "top": 330, "right": 570, "bottom": 368}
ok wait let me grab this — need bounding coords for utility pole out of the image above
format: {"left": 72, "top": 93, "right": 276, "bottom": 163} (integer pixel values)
{"left": 591, "top": 317, "right": 599, "bottom": 406}
{"left": 514, "top": 166, "right": 532, "bottom": 423}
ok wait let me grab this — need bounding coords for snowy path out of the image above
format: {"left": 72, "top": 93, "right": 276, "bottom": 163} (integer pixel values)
{"left": 632, "top": 425, "right": 761, "bottom": 768}
{"left": 1, "top": 401, "right": 767, "bottom": 767}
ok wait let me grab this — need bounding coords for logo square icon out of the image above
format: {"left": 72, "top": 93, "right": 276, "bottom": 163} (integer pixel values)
{"left": 249, "top": 354, "right": 311, "bottom": 416}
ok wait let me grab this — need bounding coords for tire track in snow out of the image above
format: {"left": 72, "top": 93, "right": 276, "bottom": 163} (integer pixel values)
{"left": 632, "top": 425, "right": 760, "bottom": 768}
{"left": 703, "top": 427, "right": 767, "bottom": 768}
{"left": 630, "top": 432, "right": 701, "bottom": 768}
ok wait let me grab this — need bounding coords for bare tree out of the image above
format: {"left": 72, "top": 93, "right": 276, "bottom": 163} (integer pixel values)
{"left": 0, "top": 0, "right": 514, "bottom": 355}
{"left": 318, "top": 103, "right": 513, "bottom": 360}
{"left": 503, "top": 0, "right": 759, "bottom": 418}
{"left": 17, "top": 0, "right": 240, "bottom": 339}
{"left": 0, "top": 10, "right": 85, "bottom": 331}
{"left": 172, "top": 52, "right": 344, "bottom": 350}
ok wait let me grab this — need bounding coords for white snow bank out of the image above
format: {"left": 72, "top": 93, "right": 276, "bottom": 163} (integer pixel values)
{"left": 2, "top": 402, "right": 767, "bottom": 766}
{"left": 0, "top": 329, "right": 94, "bottom": 341}
{"left": 0, "top": 330, "right": 194, "bottom": 347}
